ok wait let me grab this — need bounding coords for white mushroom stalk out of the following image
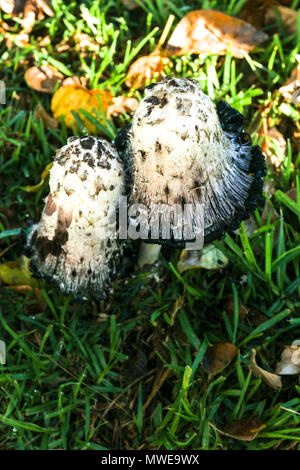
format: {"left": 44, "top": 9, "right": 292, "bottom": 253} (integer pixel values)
{"left": 23, "top": 136, "right": 126, "bottom": 300}
{"left": 116, "top": 76, "right": 265, "bottom": 267}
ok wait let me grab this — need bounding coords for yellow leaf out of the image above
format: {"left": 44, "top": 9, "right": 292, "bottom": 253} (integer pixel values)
{"left": 51, "top": 84, "right": 112, "bottom": 132}
{"left": 0, "top": 255, "right": 37, "bottom": 287}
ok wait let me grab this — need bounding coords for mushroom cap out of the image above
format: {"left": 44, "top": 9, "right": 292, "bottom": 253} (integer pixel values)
{"left": 117, "top": 76, "right": 265, "bottom": 246}
{"left": 24, "top": 136, "right": 126, "bottom": 300}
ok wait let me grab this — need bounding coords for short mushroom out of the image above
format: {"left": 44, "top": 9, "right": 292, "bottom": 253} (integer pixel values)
{"left": 23, "top": 135, "right": 126, "bottom": 299}
{"left": 116, "top": 76, "right": 266, "bottom": 267}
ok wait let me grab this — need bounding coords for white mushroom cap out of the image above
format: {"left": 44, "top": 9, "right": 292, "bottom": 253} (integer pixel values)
{"left": 118, "top": 77, "right": 265, "bottom": 247}
{"left": 24, "top": 136, "right": 125, "bottom": 299}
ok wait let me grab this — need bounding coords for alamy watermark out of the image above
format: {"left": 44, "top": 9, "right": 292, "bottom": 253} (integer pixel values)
{"left": 291, "top": 340, "right": 300, "bottom": 365}
{"left": 105, "top": 196, "right": 204, "bottom": 250}
{"left": 0, "top": 81, "right": 6, "bottom": 105}
{"left": 0, "top": 340, "right": 6, "bottom": 365}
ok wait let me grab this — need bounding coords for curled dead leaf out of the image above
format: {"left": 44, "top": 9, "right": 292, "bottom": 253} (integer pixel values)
{"left": 25, "top": 65, "right": 64, "bottom": 93}
{"left": 177, "top": 244, "right": 228, "bottom": 274}
{"left": 285, "top": 187, "right": 298, "bottom": 203}
{"left": 125, "top": 52, "right": 170, "bottom": 89}
{"left": 276, "top": 343, "right": 300, "bottom": 375}
{"left": 249, "top": 349, "right": 282, "bottom": 391}
{"left": 265, "top": 5, "right": 298, "bottom": 36}
{"left": 202, "top": 342, "right": 238, "bottom": 376}
{"left": 5, "top": 285, "right": 47, "bottom": 310}
{"left": 51, "top": 85, "right": 112, "bottom": 133}
{"left": 221, "top": 414, "right": 266, "bottom": 441}
{"left": 35, "top": 103, "right": 58, "bottom": 129}
{"left": 0, "top": 255, "right": 38, "bottom": 287}
{"left": 166, "top": 9, "right": 268, "bottom": 58}
{"left": 225, "top": 296, "right": 248, "bottom": 323}
{"left": 265, "top": 127, "right": 287, "bottom": 169}
{"left": 122, "top": 0, "right": 141, "bottom": 10}
{"left": 279, "top": 61, "right": 300, "bottom": 105}
{"left": 0, "top": 0, "right": 24, "bottom": 14}
{"left": 0, "top": 0, "right": 53, "bottom": 32}
{"left": 107, "top": 96, "right": 138, "bottom": 118}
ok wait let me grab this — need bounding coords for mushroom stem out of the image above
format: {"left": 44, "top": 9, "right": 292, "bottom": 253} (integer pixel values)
{"left": 137, "top": 242, "right": 162, "bottom": 268}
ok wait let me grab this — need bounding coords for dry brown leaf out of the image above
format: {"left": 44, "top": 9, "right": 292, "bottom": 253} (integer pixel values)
{"left": 125, "top": 52, "right": 170, "bottom": 89}
{"left": 202, "top": 342, "right": 238, "bottom": 376}
{"left": 285, "top": 187, "right": 298, "bottom": 203}
{"left": 25, "top": 65, "right": 64, "bottom": 93}
{"left": 165, "top": 9, "right": 268, "bottom": 59}
{"left": 62, "top": 76, "right": 88, "bottom": 88}
{"left": 51, "top": 84, "right": 112, "bottom": 132}
{"left": 5, "top": 285, "right": 47, "bottom": 310}
{"left": 248, "top": 310, "right": 269, "bottom": 328}
{"left": 221, "top": 415, "right": 266, "bottom": 441}
{"left": 225, "top": 296, "right": 248, "bottom": 323}
{"left": 107, "top": 96, "right": 138, "bottom": 118}
{"left": 265, "top": 5, "right": 298, "bottom": 36}
{"left": 239, "top": 0, "right": 275, "bottom": 28}
{"left": 122, "top": 0, "right": 141, "bottom": 10}
{"left": 74, "top": 32, "right": 103, "bottom": 53}
{"left": 35, "top": 102, "right": 58, "bottom": 129}
{"left": 279, "top": 61, "right": 300, "bottom": 105}
{"left": 249, "top": 349, "right": 282, "bottom": 391}
{"left": 265, "top": 126, "right": 287, "bottom": 169}
{"left": 239, "top": 0, "right": 295, "bottom": 28}
{"left": 0, "top": 0, "right": 25, "bottom": 14}
{"left": 276, "top": 343, "right": 300, "bottom": 375}
{"left": 0, "top": 0, "right": 53, "bottom": 32}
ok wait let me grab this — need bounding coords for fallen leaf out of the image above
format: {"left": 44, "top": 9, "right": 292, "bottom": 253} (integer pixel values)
{"left": 239, "top": 0, "right": 295, "bottom": 28}
{"left": 265, "top": 5, "right": 298, "bottom": 36}
{"left": 249, "top": 349, "right": 282, "bottom": 391}
{"left": 165, "top": 9, "right": 268, "bottom": 58}
{"left": 0, "top": 255, "right": 38, "bottom": 287}
{"left": 35, "top": 103, "right": 58, "bottom": 128}
{"left": 122, "top": 0, "right": 141, "bottom": 10}
{"left": 285, "top": 187, "right": 298, "bottom": 203}
{"left": 0, "top": 0, "right": 53, "bottom": 32}
{"left": 177, "top": 244, "right": 228, "bottom": 273}
{"left": 62, "top": 76, "right": 88, "bottom": 88}
{"left": 221, "top": 415, "right": 265, "bottom": 441}
{"left": 74, "top": 32, "right": 103, "bottom": 53}
{"left": 225, "top": 296, "right": 248, "bottom": 323}
{"left": 265, "top": 126, "right": 287, "bottom": 169}
{"left": 248, "top": 310, "right": 268, "bottom": 327}
{"left": 0, "top": 0, "right": 26, "bottom": 14}
{"left": 51, "top": 84, "right": 112, "bottom": 132}
{"left": 5, "top": 285, "right": 47, "bottom": 310}
{"left": 239, "top": 0, "right": 275, "bottom": 28}
{"left": 276, "top": 343, "right": 300, "bottom": 375}
{"left": 202, "top": 342, "right": 238, "bottom": 375}
{"left": 107, "top": 96, "right": 138, "bottom": 118}
{"left": 279, "top": 60, "right": 300, "bottom": 105}
{"left": 25, "top": 65, "right": 64, "bottom": 93}
{"left": 125, "top": 51, "right": 170, "bottom": 89}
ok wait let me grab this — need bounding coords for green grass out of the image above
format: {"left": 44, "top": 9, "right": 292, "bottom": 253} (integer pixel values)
{"left": 0, "top": 0, "right": 299, "bottom": 450}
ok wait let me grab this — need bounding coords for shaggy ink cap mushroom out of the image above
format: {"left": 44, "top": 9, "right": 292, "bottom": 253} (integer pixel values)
{"left": 23, "top": 136, "right": 126, "bottom": 300}
{"left": 117, "top": 76, "right": 266, "bottom": 248}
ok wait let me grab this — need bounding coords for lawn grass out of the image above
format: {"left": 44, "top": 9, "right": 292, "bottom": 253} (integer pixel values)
{"left": 0, "top": 0, "right": 299, "bottom": 450}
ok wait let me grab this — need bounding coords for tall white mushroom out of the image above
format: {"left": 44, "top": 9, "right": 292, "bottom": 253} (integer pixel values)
{"left": 116, "top": 77, "right": 265, "bottom": 267}
{"left": 23, "top": 136, "right": 126, "bottom": 299}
